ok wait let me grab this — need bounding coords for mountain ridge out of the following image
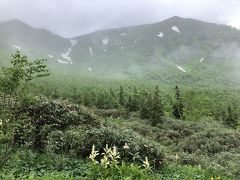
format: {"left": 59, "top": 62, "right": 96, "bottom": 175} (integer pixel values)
{"left": 1, "top": 16, "right": 239, "bottom": 39}
{"left": 1, "top": 16, "right": 240, "bottom": 86}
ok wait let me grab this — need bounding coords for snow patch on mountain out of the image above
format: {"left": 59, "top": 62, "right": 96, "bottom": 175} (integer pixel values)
{"left": 171, "top": 26, "right": 181, "bottom": 33}
{"left": 102, "top": 38, "right": 109, "bottom": 45}
{"left": 89, "top": 46, "right": 93, "bottom": 56}
{"left": 60, "top": 39, "right": 77, "bottom": 64}
{"left": 120, "top": 33, "right": 127, "bottom": 36}
{"left": 121, "top": 46, "right": 124, "bottom": 50}
{"left": 12, "top": 44, "right": 21, "bottom": 50}
{"left": 103, "top": 49, "right": 107, "bottom": 52}
{"left": 48, "top": 55, "right": 53, "bottom": 58}
{"left": 157, "top": 32, "right": 164, "bottom": 38}
{"left": 88, "top": 67, "right": 92, "bottom": 71}
{"left": 58, "top": 59, "right": 69, "bottom": 64}
{"left": 70, "top": 39, "right": 78, "bottom": 46}
{"left": 176, "top": 65, "right": 186, "bottom": 72}
{"left": 200, "top": 57, "right": 205, "bottom": 63}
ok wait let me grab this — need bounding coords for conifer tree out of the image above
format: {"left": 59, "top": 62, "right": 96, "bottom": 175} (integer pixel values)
{"left": 96, "top": 91, "right": 106, "bottom": 109}
{"left": 140, "top": 92, "right": 152, "bottom": 119}
{"left": 149, "top": 85, "right": 164, "bottom": 125}
{"left": 223, "top": 105, "right": 239, "bottom": 129}
{"left": 172, "top": 85, "right": 184, "bottom": 119}
{"left": 119, "top": 86, "right": 125, "bottom": 106}
{"left": 127, "top": 86, "right": 139, "bottom": 111}
{"left": 110, "top": 88, "right": 116, "bottom": 98}
{"left": 126, "top": 95, "right": 132, "bottom": 111}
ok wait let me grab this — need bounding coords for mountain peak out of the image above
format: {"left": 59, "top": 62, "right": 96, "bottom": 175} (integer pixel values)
{"left": 162, "top": 16, "right": 185, "bottom": 23}
{"left": 0, "top": 19, "right": 31, "bottom": 28}
{"left": 167, "top": 16, "right": 183, "bottom": 20}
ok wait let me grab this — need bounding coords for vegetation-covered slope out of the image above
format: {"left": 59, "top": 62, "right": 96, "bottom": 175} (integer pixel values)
{"left": 0, "top": 19, "right": 70, "bottom": 65}
{"left": 1, "top": 17, "right": 240, "bottom": 86}
{"left": 0, "top": 52, "right": 239, "bottom": 179}
{"left": 70, "top": 16, "right": 240, "bottom": 80}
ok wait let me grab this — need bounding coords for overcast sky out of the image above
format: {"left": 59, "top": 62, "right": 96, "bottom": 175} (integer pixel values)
{"left": 0, "top": 0, "right": 240, "bottom": 37}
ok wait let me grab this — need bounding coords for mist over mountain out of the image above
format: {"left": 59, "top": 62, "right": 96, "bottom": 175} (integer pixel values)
{"left": 1, "top": 16, "right": 240, "bottom": 85}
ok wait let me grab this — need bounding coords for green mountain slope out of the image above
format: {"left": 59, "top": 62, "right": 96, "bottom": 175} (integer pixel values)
{"left": 70, "top": 16, "right": 240, "bottom": 84}
{"left": 1, "top": 17, "right": 240, "bottom": 86}
{"left": 0, "top": 19, "right": 70, "bottom": 65}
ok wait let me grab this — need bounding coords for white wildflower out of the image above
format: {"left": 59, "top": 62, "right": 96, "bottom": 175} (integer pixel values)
{"left": 89, "top": 145, "right": 99, "bottom": 164}
{"left": 143, "top": 157, "right": 150, "bottom": 169}
{"left": 123, "top": 143, "right": 130, "bottom": 150}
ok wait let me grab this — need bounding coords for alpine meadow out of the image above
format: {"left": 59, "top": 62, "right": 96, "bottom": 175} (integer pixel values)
{"left": 0, "top": 1, "right": 240, "bottom": 179}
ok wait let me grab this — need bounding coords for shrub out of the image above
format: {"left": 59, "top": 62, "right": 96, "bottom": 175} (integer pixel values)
{"left": 46, "top": 125, "right": 165, "bottom": 170}
{"left": 13, "top": 96, "right": 102, "bottom": 151}
{"left": 86, "top": 144, "right": 153, "bottom": 180}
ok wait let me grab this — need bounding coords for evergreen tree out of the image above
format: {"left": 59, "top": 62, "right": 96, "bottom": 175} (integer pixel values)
{"left": 127, "top": 86, "right": 139, "bottom": 112}
{"left": 126, "top": 95, "right": 132, "bottom": 111}
{"left": 119, "top": 86, "right": 125, "bottom": 106}
{"left": 172, "top": 85, "right": 184, "bottom": 119}
{"left": 140, "top": 92, "right": 152, "bottom": 119}
{"left": 96, "top": 91, "right": 106, "bottom": 109}
{"left": 110, "top": 88, "right": 116, "bottom": 98}
{"left": 149, "top": 85, "right": 164, "bottom": 125}
{"left": 223, "top": 105, "right": 239, "bottom": 129}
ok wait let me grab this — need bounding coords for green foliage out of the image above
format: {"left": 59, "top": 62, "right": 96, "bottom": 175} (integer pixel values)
{"left": 222, "top": 105, "right": 239, "bottom": 129}
{"left": 87, "top": 144, "right": 153, "bottom": 179}
{"left": 156, "top": 164, "right": 232, "bottom": 180}
{"left": 172, "top": 85, "right": 184, "bottom": 119}
{"left": 0, "top": 51, "right": 49, "bottom": 168}
{"left": 0, "top": 51, "right": 49, "bottom": 97}
{"left": 46, "top": 125, "right": 164, "bottom": 169}
{"left": 153, "top": 118, "right": 240, "bottom": 178}
{"left": 140, "top": 92, "right": 152, "bottom": 119}
{"left": 126, "top": 86, "right": 140, "bottom": 112}
{"left": 13, "top": 96, "right": 101, "bottom": 151}
{"left": 119, "top": 86, "right": 125, "bottom": 106}
{"left": 1, "top": 50, "right": 240, "bottom": 179}
{"left": 148, "top": 86, "right": 164, "bottom": 125}
{"left": 0, "top": 149, "right": 89, "bottom": 179}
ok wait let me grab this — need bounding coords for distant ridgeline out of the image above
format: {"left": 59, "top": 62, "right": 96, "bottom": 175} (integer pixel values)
{"left": 1, "top": 16, "right": 240, "bottom": 86}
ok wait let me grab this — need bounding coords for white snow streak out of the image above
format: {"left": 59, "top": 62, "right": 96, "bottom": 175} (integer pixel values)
{"left": 48, "top": 55, "right": 53, "bottom": 58}
{"left": 87, "top": 67, "right": 92, "bottom": 71}
{"left": 200, "top": 58, "right": 205, "bottom": 63}
{"left": 102, "top": 38, "right": 109, "bottom": 45}
{"left": 120, "top": 33, "right": 127, "bottom": 36}
{"left": 171, "top": 26, "right": 181, "bottom": 33}
{"left": 157, "top": 32, "right": 164, "bottom": 38}
{"left": 58, "top": 59, "right": 69, "bottom": 64}
{"left": 89, "top": 46, "right": 93, "bottom": 56}
{"left": 176, "top": 65, "right": 186, "bottom": 72}
{"left": 70, "top": 39, "right": 78, "bottom": 46}
{"left": 60, "top": 39, "right": 78, "bottom": 64}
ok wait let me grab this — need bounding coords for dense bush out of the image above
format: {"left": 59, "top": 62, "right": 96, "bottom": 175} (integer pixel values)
{"left": 153, "top": 118, "right": 240, "bottom": 178}
{"left": 12, "top": 96, "right": 101, "bottom": 150}
{"left": 47, "top": 125, "right": 165, "bottom": 170}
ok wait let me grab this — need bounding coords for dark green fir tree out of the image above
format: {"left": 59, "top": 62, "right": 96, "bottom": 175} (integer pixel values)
{"left": 223, "top": 105, "right": 239, "bottom": 129}
{"left": 149, "top": 85, "right": 164, "bottom": 125}
{"left": 172, "top": 85, "right": 184, "bottom": 119}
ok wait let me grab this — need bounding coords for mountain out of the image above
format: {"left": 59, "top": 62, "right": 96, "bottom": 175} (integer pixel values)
{"left": 0, "top": 19, "right": 70, "bottom": 65}
{"left": 70, "top": 16, "right": 240, "bottom": 84}
{"left": 1, "top": 17, "right": 240, "bottom": 86}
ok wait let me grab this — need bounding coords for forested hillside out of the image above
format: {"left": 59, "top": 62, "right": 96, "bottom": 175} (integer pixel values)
{"left": 0, "top": 51, "right": 239, "bottom": 179}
